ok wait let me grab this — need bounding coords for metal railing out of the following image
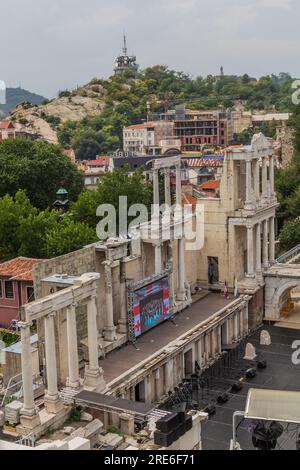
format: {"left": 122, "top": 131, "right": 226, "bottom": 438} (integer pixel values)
{"left": 1, "top": 373, "right": 43, "bottom": 407}
{"left": 16, "top": 433, "right": 36, "bottom": 448}
{"left": 276, "top": 244, "right": 300, "bottom": 264}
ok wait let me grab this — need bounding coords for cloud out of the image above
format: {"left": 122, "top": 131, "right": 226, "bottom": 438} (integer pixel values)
{"left": 0, "top": 0, "right": 299, "bottom": 96}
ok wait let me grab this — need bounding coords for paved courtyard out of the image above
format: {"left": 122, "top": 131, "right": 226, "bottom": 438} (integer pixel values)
{"left": 201, "top": 325, "right": 300, "bottom": 450}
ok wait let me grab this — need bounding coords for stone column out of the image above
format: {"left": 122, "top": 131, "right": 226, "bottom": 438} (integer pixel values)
{"left": 256, "top": 223, "right": 262, "bottom": 273}
{"left": 254, "top": 159, "right": 260, "bottom": 202}
{"left": 177, "top": 238, "right": 186, "bottom": 301}
{"left": 212, "top": 329, "right": 219, "bottom": 357}
{"left": 221, "top": 321, "right": 230, "bottom": 346}
{"left": 84, "top": 295, "right": 106, "bottom": 392}
{"left": 144, "top": 376, "right": 152, "bottom": 405}
{"left": 103, "top": 262, "right": 117, "bottom": 342}
{"left": 155, "top": 368, "right": 164, "bottom": 401}
{"left": 246, "top": 225, "right": 255, "bottom": 277}
{"left": 245, "top": 158, "right": 254, "bottom": 209}
{"left": 118, "top": 261, "right": 128, "bottom": 334}
{"left": 239, "top": 310, "right": 244, "bottom": 338}
{"left": 197, "top": 338, "right": 204, "bottom": 369}
{"left": 66, "top": 304, "right": 80, "bottom": 389}
{"left": 262, "top": 157, "right": 268, "bottom": 200}
{"left": 154, "top": 243, "right": 162, "bottom": 275}
{"left": 164, "top": 169, "right": 171, "bottom": 207}
{"left": 167, "top": 240, "right": 175, "bottom": 310}
{"left": 176, "top": 164, "right": 182, "bottom": 206}
{"left": 217, "top": 326, "right": 222, "bottom": 354}
{"left": 153, "top": 169, "right": 160, "bottom": 206}
{"left": 263, "top": 219, "right": 269, "bottom": 269}
{"left": 165, "top": 359, "right": 174, "bottom": 393}
{"left": 233, "top": 315, "right": 239, "bottom": 341}
{"left": 269, "top": 216, "right": 276, "bottom": 264}
{"left": 269, "top": 156, "right": 275, "bottom": 199}
{"left": 19, "top": 322, "right": 41, "bottom": 428}
{"left": 243, "top": 305, "right": 249, "bottom": 335}
{"left": 44, "top": 313, "right": 63, "bottom": 413}
{"left": 205, "top": 333, "right": 211, "bottom": 360}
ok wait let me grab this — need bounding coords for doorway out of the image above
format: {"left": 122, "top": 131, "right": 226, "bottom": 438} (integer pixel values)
{"left": 208, "top": 257, "right": 219, "bottom": 284}
{"left": 135, "top": 380, "right": 145, "bottom": 403}
{"left": 184, "top": 349, "right": 193, "bottom": 377}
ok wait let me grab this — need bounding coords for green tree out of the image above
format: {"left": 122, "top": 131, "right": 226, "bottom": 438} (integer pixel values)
{"left": 72, "top": 167, "right": 152, "bottom": 232}
{"left": 0, "top": 138, "right": 84, "bottom": 209}
{"left": 45, "top": 217, "right": 97, "bottom": 258}
{"left": 0, "top": 190, "right": 97, "bottom": 261}
{"left": 280, "top": 219, "right": 300, "bottom": 250}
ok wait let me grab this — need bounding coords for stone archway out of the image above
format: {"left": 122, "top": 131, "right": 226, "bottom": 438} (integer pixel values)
{"left": 265, "top": 277, "right": 300, "bottom": 320}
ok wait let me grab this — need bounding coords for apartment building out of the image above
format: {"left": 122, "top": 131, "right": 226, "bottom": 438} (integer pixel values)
{"left": 148, "top": 107, "right": 231, "bottom": 151}
{"left": 123, "top": 121, "right": 180, "bottom": 156}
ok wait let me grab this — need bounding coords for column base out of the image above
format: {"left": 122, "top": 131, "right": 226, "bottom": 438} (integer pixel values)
{"left": 103, "top": 326, "right": 117, "bottom": 342}
{"left": 20, "top": 412, "right": 41, "bottom": 430}
{"left": 118, "top": 319, "right": 128, "bottom": 335}
{"left": 66, "top": 378, "right": 81, "bottom": 389}
{"left": 245, "top": 274, "right": 255, "bottom": 279}
{"left": 176, "top": 290, "right": 186, "bottom": 302}
{"left": 44, "top": 396, "right": 65, "bottom": 414}
{"left": 84, "top": 366, "right": 106, "bottom": 393}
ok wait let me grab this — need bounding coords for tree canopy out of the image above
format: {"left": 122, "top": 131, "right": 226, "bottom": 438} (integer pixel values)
{"left": 72, "top": 166, "right": 152, "bottom": 234}
{"left": 0, "top": 190, "right": 97, "bottom": 261}
{"left": 0, "top": 137, "right": 84, "bottom": 209}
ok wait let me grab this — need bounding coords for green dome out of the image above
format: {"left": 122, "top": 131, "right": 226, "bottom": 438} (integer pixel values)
{"left": 56, "top": 188, "right": 68, "bottom": 196}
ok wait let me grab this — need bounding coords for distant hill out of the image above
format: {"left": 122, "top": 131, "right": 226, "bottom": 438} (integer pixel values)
{"left": 0, "top": 87, "right": 46, "bottom": 118}
{"left": 3, "top": 68, "right": 295, "bottom": 156}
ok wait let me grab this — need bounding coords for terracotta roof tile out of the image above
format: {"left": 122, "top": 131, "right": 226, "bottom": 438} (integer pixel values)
{"left": 0, "top": 257, "right": 41, "bottom": 281}
{"left": 0, "top": 121, "right": 15, "bottom": 130}
{"left": 200, "top": 180, "right": 221, "bottom": 190}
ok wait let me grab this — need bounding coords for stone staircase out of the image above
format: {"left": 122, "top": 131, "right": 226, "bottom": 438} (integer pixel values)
{"left": 59, "top": 387, "right": 81, "bottom": 405}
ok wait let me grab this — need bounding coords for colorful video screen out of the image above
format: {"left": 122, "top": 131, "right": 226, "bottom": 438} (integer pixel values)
{"left": 132, "top": 277, "right": 171, "bottom": 338}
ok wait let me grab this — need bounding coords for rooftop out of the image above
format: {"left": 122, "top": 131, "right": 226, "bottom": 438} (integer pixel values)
{"left": 85, "top": 157, "right": 110, "bottom": 167}
{"left": 0, "top": 257, "right": 41, "bottom": 281}
{"left": 0, "top": 121, "right": 15, "bottom": 130}
{"left": 200, "top": 180, "right": 221, "bottom": 191}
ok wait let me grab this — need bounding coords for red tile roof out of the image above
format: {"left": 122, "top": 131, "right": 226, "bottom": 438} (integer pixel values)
{"left": 126, "top": 124, "right": 145, "bottom": 130}
{"left": 125, "top": 122, "right": 155, "bottom": 130}
{"left": 200, "top": 180, "right": 221, "bottom": 191}
{"left": 0, "top": 257, "right": 41, "bottom": 281}
{"left": 86, "top": 157, "right": 110, "bottom": 166}
{"left": 0, "top": 121, "right": 15, "bottom": 130}
{"left": 182, "top": 193, "right": 198, "bottom": 206}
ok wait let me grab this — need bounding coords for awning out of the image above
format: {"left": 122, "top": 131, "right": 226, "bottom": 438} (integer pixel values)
{"left": 245, "top": 389, "right": 300, "bottom": 424}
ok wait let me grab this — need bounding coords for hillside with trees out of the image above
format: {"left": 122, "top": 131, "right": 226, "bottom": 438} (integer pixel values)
{"left": 10, "top": 67, "right": 295, "bottom": 160}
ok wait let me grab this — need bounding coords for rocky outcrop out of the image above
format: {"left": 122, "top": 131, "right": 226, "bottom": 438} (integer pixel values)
{"left": 10, "top": 83, "right": 108, "bottom": 144}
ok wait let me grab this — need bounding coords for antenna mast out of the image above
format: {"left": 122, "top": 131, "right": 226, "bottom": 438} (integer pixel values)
{"left": 123, "top": 33, "right": 128, "bottom": 55}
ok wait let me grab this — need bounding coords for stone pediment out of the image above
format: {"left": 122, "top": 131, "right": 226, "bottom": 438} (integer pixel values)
{"left": 251, "top": 133, "right": 273, "bottom": 156}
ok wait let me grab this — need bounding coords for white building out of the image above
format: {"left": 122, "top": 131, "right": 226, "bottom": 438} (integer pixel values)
{"left": 123, "top": 121, "right": 180, "bottom": 156}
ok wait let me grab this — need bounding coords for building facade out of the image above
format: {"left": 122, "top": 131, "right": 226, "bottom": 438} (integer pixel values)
{"left": 0, "top": 121, "right": 15, "bottom": 141}
{"left": 123, "top": 121, "right": 179, "bottom": 156}
{"left": 148, "top": 107, "right": 231, "bottom": 151}
{"left": 0, "top": 257, "right": 39, "bottom": 328}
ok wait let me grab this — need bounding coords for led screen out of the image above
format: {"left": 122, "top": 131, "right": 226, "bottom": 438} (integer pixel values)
{"left": 132, "top": 277, "right": 171, "bottom": 338}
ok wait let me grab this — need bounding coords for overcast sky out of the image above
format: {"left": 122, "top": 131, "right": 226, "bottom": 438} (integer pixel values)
{"left": 1, "top": 0, "right": 299, "bottom": 98}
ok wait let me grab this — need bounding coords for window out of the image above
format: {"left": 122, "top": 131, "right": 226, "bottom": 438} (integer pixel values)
{"left": 5, "top": 281, "right": 14, "bottom": 299}
{"left": 27, "top": 286, "right": 35, "bottom": 303}
{"left": 0, "top": 281, "right": 2, "bottom": 298}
